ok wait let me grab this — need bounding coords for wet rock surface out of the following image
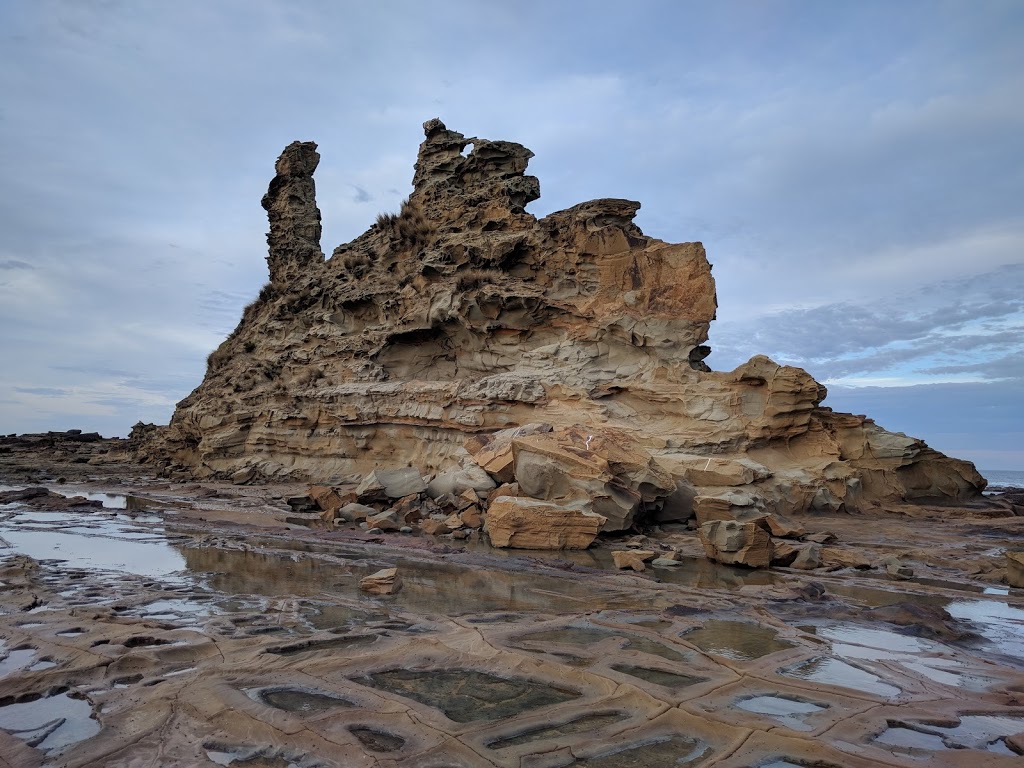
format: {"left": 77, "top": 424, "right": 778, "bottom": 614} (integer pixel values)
{"left": 1, "top": 450, "right": 1024, "bottom": 766}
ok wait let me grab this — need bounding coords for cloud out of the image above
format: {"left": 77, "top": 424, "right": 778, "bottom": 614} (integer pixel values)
{"left": 0, "top": 0, "right": 1021, "bottom": 451}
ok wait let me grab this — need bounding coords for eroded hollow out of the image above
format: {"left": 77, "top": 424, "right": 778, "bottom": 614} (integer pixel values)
{"left": 610, "top": 664, "right": 706, "bottom": 690}
{"left": 256, "top": 687, "right": 354, "bottom": 714}
{"left": 349, "top": 726, "right": 404, "bottom": 752}
{"left": 266, "top": 633, "right": 378, "bottom": 656}
{"left": 487, "top": 711, "right": 625, "bottom": 749}
{"left": 681, "top": 620, "right": 793, "bottom": 660}
{"left": 354, "top": 668, "right": 579, "bottom": 722}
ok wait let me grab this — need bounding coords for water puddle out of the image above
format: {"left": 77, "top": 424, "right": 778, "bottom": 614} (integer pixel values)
{"left": 204, "top": 744, "right": 312, "bottom": 766}
{"left": 0, "top": 691, "right": 100, "bottom": 752}
{"left": 354, "top": 668, "right": 579, "bottom": 722}
{"left": 575, "top": 735, "right": 710, "bottom": 766}
{"left": 487, "top": 711, "right": 625, "bottom": 749}
{"left": 610, "top": 664, "right": 706, "bottom": 690}
{"left": 0, "top": 509, "right": 187, "bottom": 579}
{"left": 681, "top": 620, "right": 793, "bottom": 660}
{"left": 736, "top": 695, "right": 826, "bottom": 731}
{"left": 781, "top": 656, "right": 901, "bottom": 698}
{"left": 818, "top": 624, "right": 992, "bottom": 689}
{"left": 349, "top": 726, "right": 404, "bottom": 752}
{"left": 945, "top": 599, "right": 1024, "bottom": 661}
{"left": 876, "top": 714, "right": 1024, "bottom": 756}
{"left": 251, "top": 687, "right": 354, "bottom": 713}
{"left": 0, "top": 643, "right": 39, "bottom": 678}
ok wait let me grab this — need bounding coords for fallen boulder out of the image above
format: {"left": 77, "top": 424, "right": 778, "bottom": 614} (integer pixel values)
{"left": 699, "top": 520, "right": 773, "bottom": 568}
{"left": 359, "top": 568, "right": 402, "bottom": 595}
{"left": 356, "top": 468, "right": 426, "bottom": 500}
{"left": 509, "top": 425, "right": 675, "bottom": 531}
{"left": 486, "top": 496, "right": 606, "bottom": 549}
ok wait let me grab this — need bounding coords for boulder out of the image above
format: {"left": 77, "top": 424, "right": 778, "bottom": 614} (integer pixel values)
{"left": 359, "top": 568, "right": 402, "bottom": 595}
{"left": 611, "top": 550, "right": 657, "bottom": 571}
{"left": 464, "top": 423, "right": 553, "bottom": 484}
{"left": 308, "top": 485, "right": 345, "bottom": 522}
{"left": 356, "top": 468, "right": 426, "bottom": 500}
{"left": 420, "top": 518, "right": 452, "bottom": 536}
{"left": 1007, "top": 551, "right": 1024, "bottom": 589}
{"left": 699, "top": 520, "right": 773, "bottom": 568}
{"left": 366, "top": 510, "right": 400, "bottom": 532}
{"left": 485, "top": 496, "right": 606, "bottom": 549}
{"left": 510, "top": 426, "right": 675, "bottom": 531}
{"left": 337, "top": 502, "right": 375, "bottom": 522}
{"left": 757, "top": 513, "right": 806, "bottom": 539}
{"left": 426, "top": 464, "right": 497, "bottom": 498}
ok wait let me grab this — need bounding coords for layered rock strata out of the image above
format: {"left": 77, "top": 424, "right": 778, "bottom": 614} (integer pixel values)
{"left": 144, "top": 119, "right": 985, "bottom": 535}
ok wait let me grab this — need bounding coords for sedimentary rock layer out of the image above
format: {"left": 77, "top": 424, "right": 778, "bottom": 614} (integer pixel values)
{"left": 141, "top": 119, "right": 984, "bottom": 517}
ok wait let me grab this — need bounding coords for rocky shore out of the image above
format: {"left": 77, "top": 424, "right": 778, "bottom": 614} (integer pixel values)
{"left": 2, "top": 121, "right": 1022, "bottom": 765}
{"left": 2, "top": 438, "right": 1024, "bottom": 766}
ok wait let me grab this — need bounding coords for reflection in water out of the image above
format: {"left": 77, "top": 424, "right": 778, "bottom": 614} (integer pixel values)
{"left": 182, "top": 546, "right": 640, "bottom": 616}
{"left": 0, "top": 692, "right": 100, "bottom": 752}
{"left": 736, "top": 695, "right": 826, "bottom": 731}
{"left": 681, "top": 620, "right": 793, "bottom": 660}
{"left": 782, "top": 656, "right": 901, "bottom": 698}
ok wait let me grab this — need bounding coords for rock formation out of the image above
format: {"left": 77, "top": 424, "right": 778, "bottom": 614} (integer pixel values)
{"left": 142, "top": 118, "right": 985, "bottom": 540}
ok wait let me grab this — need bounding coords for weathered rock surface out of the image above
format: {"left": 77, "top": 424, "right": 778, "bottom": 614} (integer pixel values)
{"left": 1005, "top": 551, "right": 1024, "bottom": 588}
{"left": 485, "top": 496, "right": 606, "bottom": 549}
{"left": 142, "top": 118, "right": 986, "bottom": 536}
{"left": 699, "top": 520, "right": 774, "bottom": 568}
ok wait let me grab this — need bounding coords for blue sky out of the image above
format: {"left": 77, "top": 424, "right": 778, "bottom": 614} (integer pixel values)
{"left": 1, "top": 0, "right": 1021, "bottom": 469}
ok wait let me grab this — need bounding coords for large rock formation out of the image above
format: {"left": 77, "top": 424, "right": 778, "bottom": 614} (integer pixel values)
{"left": 144, "top": 119, "right": 984, "bottom": 524}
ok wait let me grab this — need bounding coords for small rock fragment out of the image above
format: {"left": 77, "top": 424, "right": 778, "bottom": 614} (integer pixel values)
{"left": 612, "top": 550, "right": 656, "bottom": 571}
{"left": 359, "top": 568, "right": 402, "bottom": 595}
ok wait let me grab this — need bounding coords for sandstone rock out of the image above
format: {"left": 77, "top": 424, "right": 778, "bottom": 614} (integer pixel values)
{"left": 464, "top": 423, "right": 553, "bottom": 484}
{"left": 770, "top": 539, "right": 821, "bottom": 570}
{"left": 426, "top": 464, "right": 496, "bottom": 498}
{"left": 658, "top": 454, "right": 771, "bottom": 487}
{"left": 337, "top": 502, "right": 375, "bottom": 522}
{"left": 611, "top": 550, "right": 656, "bottom": 571}
{"left": 356, "top": 468, "right": 426, "bottom": 500}
{"left": 652, "top": 557, "right": 681, "bottom": 567}
{"left": 485, "top": 496, "right": 606, "bottom": 550}
{"left": 805, "top": 531, "right": 837, "bottom": 544}
{"left": 511, "top": 425, "right": 675, "bottom": 531}
{"left": 693, "top": 490, "right": 765, "bottom": 527}
{"left": 390, "top": 493, "right": 423, "bottom": 524}
{"left": 359, "top": 568, "right": 402, "bottom": 595}
{"left": 654, "top": 479, "right": 697, "bottom": 523}
{"left": 443, "top": 512, "right": 464, "bottom": 530}
{"left": 460, "top": 506, "right": 483, "bottom": 529}
{"left": 1006, "top": 551, "right": 1024, "bottom": 589}
{"left": 367, "top": 510, "right": 400, "bottom": 532}
{"left": 308, "top": 485, "right": 344, "bottom": 515}
{"left": 145, "top": 118, "right": 985, "bottom": 525}
{"left": 757, "top": 513, "right": 805, "bottom": 539}
{"left": 699, "top": 520, "right": 773, "bottom": 568}
{"left": 231, "top": 467, "right": 254, "bottom": 485}
{"left": 882, "top": 556, "right": 914, "bottom": 580}
{"left": 420, "top": 518, "right": 452, "bottom": 536}
{"left": 821, "top": 547, "right": 873, "bottom": 570}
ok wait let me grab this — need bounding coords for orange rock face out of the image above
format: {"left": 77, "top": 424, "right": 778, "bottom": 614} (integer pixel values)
{"left": 143, "top": 119, "right": 984, "bottom": 530}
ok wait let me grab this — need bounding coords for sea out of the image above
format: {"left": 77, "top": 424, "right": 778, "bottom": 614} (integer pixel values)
{"left": 981, "top": 469, "right": 1024, "bottom": 489}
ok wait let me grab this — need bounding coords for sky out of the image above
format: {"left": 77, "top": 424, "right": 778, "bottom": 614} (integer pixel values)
{"left": 0, "top": 0, "right": 1021, "bottom": 470}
